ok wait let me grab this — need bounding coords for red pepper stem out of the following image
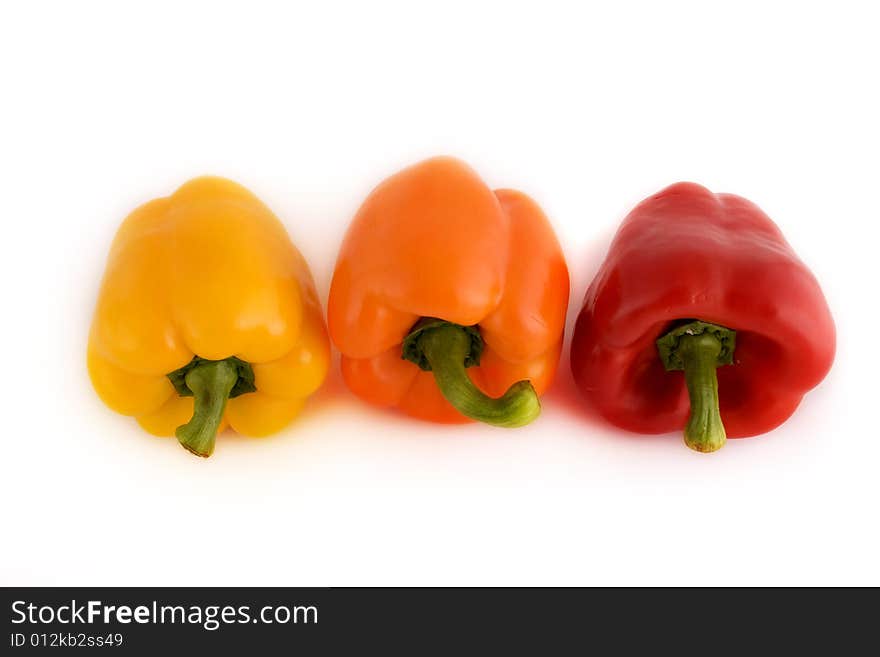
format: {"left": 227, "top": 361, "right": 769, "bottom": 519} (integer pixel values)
{"left": 174, "top": 359, "right": 239, "bottom": 458}
{"left": 656, "top": 320, "right": 736, "bottom": 453}
{"left": 404, "top": 321, "right": 540, "bottom": 428}
{"left": 679, "top": 332, "right": 727, "bottom": 452}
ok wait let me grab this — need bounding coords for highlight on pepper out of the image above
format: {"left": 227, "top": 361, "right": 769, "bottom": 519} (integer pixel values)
{"left": 327, "top": 156, "right": 570, "bottom": 426}
{"left": 87, "top": 176, "right": 330, "bottom": 457}
{"left": 569, "top": 182, "right": 835, "bottom": 453}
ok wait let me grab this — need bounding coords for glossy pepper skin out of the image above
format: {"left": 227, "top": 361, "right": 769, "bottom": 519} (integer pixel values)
{"left": 570, "top": 182, "right": 834, "bottom": 451}
{"left": 88, "top": 177, "right": 330, "bottom": 457}
{"left": 328, "top": 157, "right": 569, "bottom": 425}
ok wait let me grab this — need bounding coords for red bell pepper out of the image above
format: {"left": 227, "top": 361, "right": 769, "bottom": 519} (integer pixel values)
{"left": 570, "top": 182, "right": 835, "bottom": 452}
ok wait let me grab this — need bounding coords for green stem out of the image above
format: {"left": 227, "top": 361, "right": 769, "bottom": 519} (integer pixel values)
{"left": 174, "top": 359, "right": 239, "bottom": 458}
{"left": 679, "top": 332, "right": 726, "bottom": 452}
{"left": 656, "top": 320, "right": 736, "bottom": 453}
{"left": 402, "top": 319, "right": 540, "bottom": 427}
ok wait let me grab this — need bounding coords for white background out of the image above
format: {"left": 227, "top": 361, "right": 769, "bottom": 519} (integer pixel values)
{"left": 1, "top": 1, "right": 877, "bottom": 586}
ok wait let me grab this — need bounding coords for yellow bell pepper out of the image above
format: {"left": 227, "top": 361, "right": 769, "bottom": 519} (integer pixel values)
{"left": 88, "top": 176, "right": 330, "bottom": 457}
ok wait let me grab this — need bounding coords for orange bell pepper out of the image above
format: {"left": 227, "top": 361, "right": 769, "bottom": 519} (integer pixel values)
{"left": 328, "top": 157, "right": 569, "bottom": 426}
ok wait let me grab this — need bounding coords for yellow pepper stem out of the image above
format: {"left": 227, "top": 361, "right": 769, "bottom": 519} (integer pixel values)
{"left": 175, "top": 359, "right": 239, "bottom": 458}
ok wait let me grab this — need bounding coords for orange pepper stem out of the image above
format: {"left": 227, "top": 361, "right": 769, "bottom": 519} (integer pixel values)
{"left": 174, "top": 359, "right": 239, "bottom": 458}
{"left": 402, "top": 319, "right": 540, "bottom": 428}
{"left": 656, "top": 320, "right": 737, "bottom": 453}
